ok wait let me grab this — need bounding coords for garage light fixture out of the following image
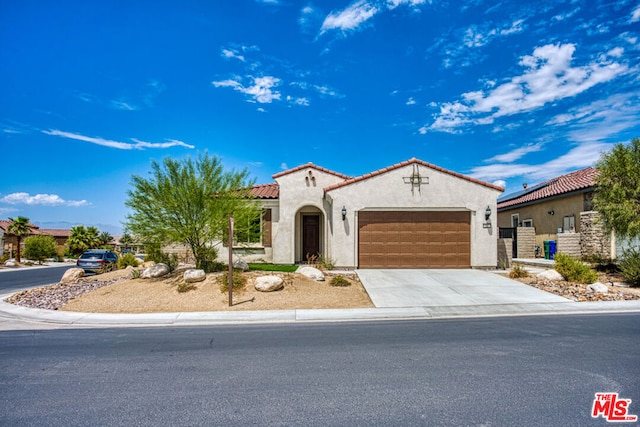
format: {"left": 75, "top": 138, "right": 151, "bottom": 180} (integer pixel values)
{"left": 341, "top": 206, "right": 347, "bottom": 221}
{"left": 485, "top": 205, "right": 491, "bottom": 221}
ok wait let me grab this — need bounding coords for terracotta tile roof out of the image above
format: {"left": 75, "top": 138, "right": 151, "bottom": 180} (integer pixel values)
{"left": 0, "top": 219, "right": 40, "bottom": 233}
{"left": 36, "top": 228, "right": 72, "bottom": 238}
{"left": 497, "top": 167, "right": 598, "bottom": 210}
{"left": 250, "top": 183, "right": 279, "bottom": 199}
{"left": 324, "top": 158, "right": 505, "bottom": 193}
{"left": 272, "top": 162, "right": 352, "bottom": 180}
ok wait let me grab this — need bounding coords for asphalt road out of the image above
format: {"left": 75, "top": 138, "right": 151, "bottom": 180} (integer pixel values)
{"left": 1, "top": 313, "right": 638, "bottom": 426}
{"left": 0, "top": 264, "right": 75, "bottom": 294}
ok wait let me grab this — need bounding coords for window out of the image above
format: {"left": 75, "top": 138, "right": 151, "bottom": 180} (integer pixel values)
{"left": 522, "top": 219, "right": 533, "bottom": 227}
{"left": 511, "top": 214, "right": 520, "bottom": 228}
{"left": 563, "top": 215, "right": 575, "bottom": 232}
{"left": 235, "top": 215, "right": 262, "bottom": 245}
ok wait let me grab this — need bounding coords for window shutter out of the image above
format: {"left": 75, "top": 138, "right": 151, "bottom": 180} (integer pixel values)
{"left": 263, "top": 209, "right": 272, "bottom": 247}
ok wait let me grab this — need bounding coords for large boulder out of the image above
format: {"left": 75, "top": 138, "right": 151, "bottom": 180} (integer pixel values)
{"left": 4, "top": 260, "right": 17, "bottom": 267}
{"left": 233, "top": 259, "right": 249, "bottom": 271}
{"left": 142, "top": 263, "right": 170, "bottom": 279}
{"left": 297, "top": 266, "right": 325, "bottom": 281}
{"left": 60, "top": 267, "right": 84, "bottom": 284}
{"left": 536, "top": 269, "right": 564, "bottom": 281}
{"left": 587, "top": 282, "right": 608, "bottom": 294}
{"left": 184, "top": 269, "right": 206, "bottom": 283}
{"left": 255, "top": 275, "right": 284, "bottom": 292}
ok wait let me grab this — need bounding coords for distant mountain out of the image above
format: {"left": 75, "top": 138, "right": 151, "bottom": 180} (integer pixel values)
{"left": 35, "top": 221, "right": 123, "bottom": 236}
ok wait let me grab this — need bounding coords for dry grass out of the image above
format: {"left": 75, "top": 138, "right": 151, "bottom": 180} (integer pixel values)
{"left": 60, "top": 267, "right": 374, "bottom": 313}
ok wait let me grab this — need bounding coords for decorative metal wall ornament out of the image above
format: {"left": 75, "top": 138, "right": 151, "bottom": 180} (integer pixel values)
{"left": 403, "top": 164, "right": 428, "bottom": 193}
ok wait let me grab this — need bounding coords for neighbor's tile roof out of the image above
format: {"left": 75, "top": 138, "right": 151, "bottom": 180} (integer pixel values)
{"left": 272, "top": 162, "right": 351, "bottom": 180}
{"left": 250, "top": 183, "right": 279, "bottom": 199}
{"left": 0, "top": 219, "right": 39, "bottom": 233}
{"left": 497, "top": 167, "right": 598, "bottom": 210}
{"left": 324, "top": 158, "right": 505, "bottom": 193}
{"left": 36, "top": 228, "right": 72, "bottom": 238}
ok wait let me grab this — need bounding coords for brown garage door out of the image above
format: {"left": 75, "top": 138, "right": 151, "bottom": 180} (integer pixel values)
{"left": 358, "top": 211, "right": 471, "bottom": 268}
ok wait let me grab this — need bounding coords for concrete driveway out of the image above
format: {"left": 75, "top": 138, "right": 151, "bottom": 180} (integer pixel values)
{"left": 356, "top": 269, "right": 569, "bottom": 308}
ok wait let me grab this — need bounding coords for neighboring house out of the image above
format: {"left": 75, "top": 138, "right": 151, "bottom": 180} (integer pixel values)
{"left": 0, "top": 220, "right": 71, "bottom": 257}
{"left": 219, "top": 158, "right": 503, "bottom": 269}
{"left": 496, "top": 167, "right": 622, "bottom": 259}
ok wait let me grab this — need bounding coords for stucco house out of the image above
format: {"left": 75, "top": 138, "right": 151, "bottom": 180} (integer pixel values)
{"left": 0, "top": 219, "right": 71, "bottom": 257}
{"left": 221, "top": 158, "right": 504, "bottom": 269}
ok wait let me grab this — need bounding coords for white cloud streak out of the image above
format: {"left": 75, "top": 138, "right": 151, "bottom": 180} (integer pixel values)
{"left": 42, "top": 130, "right": 194, "bottom": 150}
{"left": 320, "top": 0, "right": 426, "bottom": 34}
{"left": 428, "top": 43, "right": 628, "bottom": 133}
{"left": 0, "top": 192, "right": 89, "bottom": 207}
{"left": 213, "top": 76, "right": 282, "bottom": 103}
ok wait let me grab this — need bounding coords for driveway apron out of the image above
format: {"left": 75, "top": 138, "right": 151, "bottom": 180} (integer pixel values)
{"left": 356, "top": 269, "right": 569, "bottom": 308}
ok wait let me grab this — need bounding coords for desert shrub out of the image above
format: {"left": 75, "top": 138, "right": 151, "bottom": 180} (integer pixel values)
{"left": 583, "top": 253, "right": 619, "bottom": 273}
{"left": 0, "top": 253, "right": 10, "bottom": 264}
{"left": 130, "top": 268, "right": 141, "bottom": 279}
{"left": 23, "top": 235, "right": 57, "bottom": 264}
{"left": 177, "top": 282, "right": 197, "bottom": 293}
{"left": 330, "top": 275, "right": 351, "bottom": 287}
{"left": 218, "top": 271, "right": 247, "bottom": 292}
{"left": 317, "top": 255, "right": 335, "bottom": 271}
{"left": 554, "top": 253, "right": 599, "bottom": 284}
{"left": 146, "top": 250, "right": 179, "bottom": 272}
{"left": 508, "top": 263, "right": 529, "bottom": 279}
{"left": 196, "top": 246, "right": 221, "bottom": 273}
{"left": 619, "top": 248, "right": 640, "bottom": 287}
{"left": 118, "top": 252, "right": 139, "bottom": 269}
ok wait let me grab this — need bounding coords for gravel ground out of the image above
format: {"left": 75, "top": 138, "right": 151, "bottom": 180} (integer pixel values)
{"left": 6, "top": 266, "right": 639, "bottom": 312}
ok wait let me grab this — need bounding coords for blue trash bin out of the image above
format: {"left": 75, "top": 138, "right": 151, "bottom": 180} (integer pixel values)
{"left": 549, "top": 240, "right": 557, "bottom": 260}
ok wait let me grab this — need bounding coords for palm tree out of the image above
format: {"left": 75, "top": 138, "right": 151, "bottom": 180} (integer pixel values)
{"left": 98, "top": 231, "right": 113, "bottom": 247}
{"left": 7, "top": 216, "right": 33, "bottom": 263}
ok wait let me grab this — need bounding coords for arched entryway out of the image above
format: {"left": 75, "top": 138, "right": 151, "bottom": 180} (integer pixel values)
{"left": 295, "top": 206, "right": 325, "bottom": 263}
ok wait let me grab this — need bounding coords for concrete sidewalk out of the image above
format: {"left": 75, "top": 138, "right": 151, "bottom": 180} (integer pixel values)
{"left": 2, "top": 293, "right": 640, "bottom": 329}
{"left": 1, "top": 267, "right": 640, "bottom": 329}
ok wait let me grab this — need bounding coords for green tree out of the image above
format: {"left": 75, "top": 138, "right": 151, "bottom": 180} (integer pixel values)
{"left": 7, "top": 216, "right": 33, "bottom": 263}
{"left": 593, "top": 138, "right": 640, "bottom": 240}
{"left": 98, "top": 231, "right": 113, "bottom": 247}
{"left": 23, "top": 234, "right": 57, "bottom": 264}
{"left": 66, "top": 225, "right": 100, "bottom": 256}
{"left": 119, "top": 232, "right": 134, "bottom": 251}
{"left": 125, "top": 152, "right": 260, "bottom": 271}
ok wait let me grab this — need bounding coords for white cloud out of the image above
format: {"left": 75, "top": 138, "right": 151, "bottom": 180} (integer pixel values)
{"left": 0, "top": 192, "right": 89, "bottom": 207}
{"left": 320, "top": 0, "right": 427, "bottom": 35}
{"left": 406, "top": 97, "right": 416, "bottom": 105}
{"left": 280, "top": 162, "right": 288, "bottom": 170}
{"left": 111, "top": 100, "right": 138, "bottom": 111}
{"left": 222, "top": 48, "right": 245, "bottom": 62}
{"left": 321, "top": 0, "right": 379, "bottom": 34}
{"left": 213, "top": 76, "right": 281, "bottom": 104}
{"left": 492, "top": 180, "right": 506, "bottom": 188}
{"left": 429, "top": 43, "right": 628, "bottom": 132}
{"left": 42, "top": 130, "right": 194, "bottom": 150}
{"left": 470, "top": 141, "right": 613, "bottom": 182}
{"left": 630, "top": 5, "right": 640, "bottom": 23}
{"left": 485, "top": 143, "right": 544, "bottom": 163}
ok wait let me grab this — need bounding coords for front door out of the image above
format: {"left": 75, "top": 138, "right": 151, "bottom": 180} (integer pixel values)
{"left": 302, "top": 215, "right": 320, "bottom": 261}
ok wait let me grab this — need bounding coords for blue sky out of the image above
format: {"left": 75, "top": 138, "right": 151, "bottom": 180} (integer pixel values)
{"left": 1, "top": 0, "right": 639, "bottom": 234}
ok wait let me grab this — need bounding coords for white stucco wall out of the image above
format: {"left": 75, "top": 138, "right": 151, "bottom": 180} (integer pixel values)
{"left": 325, "top": 164, "right": 502, "bottom": 268}
{"left": 272, "top": 166, "right": 347, "bottom": 264}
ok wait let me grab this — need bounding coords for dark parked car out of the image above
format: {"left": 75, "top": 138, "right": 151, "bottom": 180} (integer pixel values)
{"left": 76, "top": 250, "right": 119, "bottom": 273}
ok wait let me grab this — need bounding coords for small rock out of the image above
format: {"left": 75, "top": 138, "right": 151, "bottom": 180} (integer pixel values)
{"left": 536, "top": 269, "right": 564, "bottom": 281}
{"left": 233, "top": 259, "right": 249, "bottom": 271}
{"left": 184, "top": 269, "right": 206, "bottom": 283}
{"left": 5, "top": 260, "right": 16, "bottom": 267}
{"left": 60, "top": 268, "right": 85, "bottom": 284}
{"left": 587, "top": 282, "right": 608, "bottom": 294}
{"left": 142, "top": 263, "right": 170, "bottom": 278}
{"left": 297, "top": 266, "right": 325, "bottom": 281}
{"left": 255, "top": 275, "right": 284, "bottom": 292}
